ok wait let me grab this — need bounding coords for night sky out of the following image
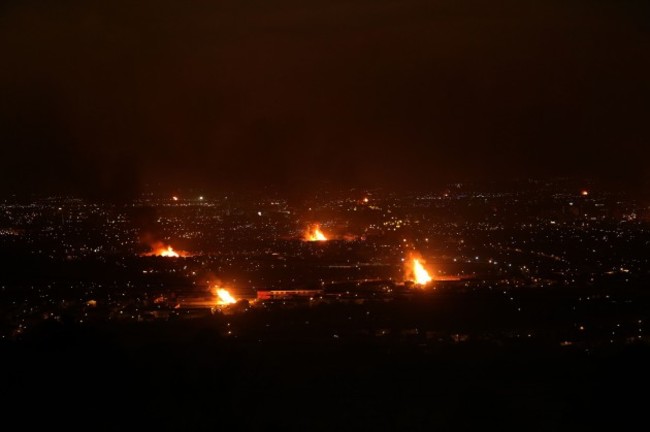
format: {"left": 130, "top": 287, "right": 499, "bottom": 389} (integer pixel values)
{"left": 1, "top": 0, "right": 649, "bottom": 197}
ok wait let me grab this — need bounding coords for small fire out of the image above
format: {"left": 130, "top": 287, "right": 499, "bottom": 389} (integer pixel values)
{"left": 581, "top": 190, "right": 589, "bottom": 196}
{"left": 304, "top": 224, "right": 328, "bottom": 241}
{"left": 215, "top": 287, "right": 237, "bottom": 305}
{"left": 405, "top": 256, "right": 433, "bottom": 286}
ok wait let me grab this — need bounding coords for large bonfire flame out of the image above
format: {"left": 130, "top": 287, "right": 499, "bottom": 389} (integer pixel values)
{"left": 215, "top": 287, "right": 237, "bottom": 305}
{"left": 304, "top": 224, "right": 328, "bottom": 241}
{"left": 159, "top": 246, "right": 180, "bottom": 257}
{"left": 145, "top": 242, "right": 187, "bottom": 257}
{"left": 405, "top": 256, "right": 433, "bottom": 286}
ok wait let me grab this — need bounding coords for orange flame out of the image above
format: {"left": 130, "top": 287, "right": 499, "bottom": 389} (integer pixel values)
{"left": 215, "top": 287, "right": 237, "bottom": 305}
{"left": 405, "top": 256, "right": 433, "bottom": 285}
{"left": 144, "top": 242, "right": 187, "bottom": 257}
{"left": 304, "top": 224, "right": 328, "bottom": 241}
{"left": 160, "top": 246, "right": 180, "bottom": 257}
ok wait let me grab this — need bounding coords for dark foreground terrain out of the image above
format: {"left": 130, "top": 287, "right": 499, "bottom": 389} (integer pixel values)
{"left": 3, "top": 310, "right": 648, "bottom": 431}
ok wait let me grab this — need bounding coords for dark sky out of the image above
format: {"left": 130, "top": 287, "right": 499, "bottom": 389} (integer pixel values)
{"left": 1, "top": 0, "right": 649, "bottom": 197}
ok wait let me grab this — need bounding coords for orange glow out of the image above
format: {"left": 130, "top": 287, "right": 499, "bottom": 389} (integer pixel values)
{"left": 172, "top": 196, "right": 179, "bottom": 201}
{"left": 215, "top": 287, "right": 237, "bottom": 305}
{"left": 405, "top": 256, "right": 433, "bottom": 286}
{"left": 304, "top": 224, "right": 328, "bottom": 241}
{"left": 581, "top": 190, "right": 589, "bottom": 196}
